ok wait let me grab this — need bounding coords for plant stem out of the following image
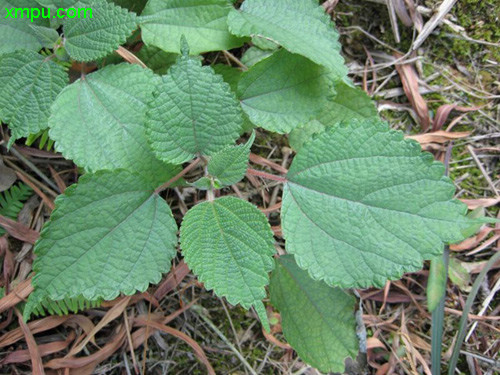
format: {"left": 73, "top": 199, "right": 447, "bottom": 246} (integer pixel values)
{"left": 246, "top": 168, "right": 287, "bottom": 183}
{"left": 154, "top": 158, "right": 201, "bottom": 194}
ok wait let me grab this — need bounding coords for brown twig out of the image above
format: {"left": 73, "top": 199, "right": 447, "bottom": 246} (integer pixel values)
{"left": 154, "top": 158, "right": 202, "bottom": 194}
{"left": 246, "top": 168, "right": 287, "bottom": 183}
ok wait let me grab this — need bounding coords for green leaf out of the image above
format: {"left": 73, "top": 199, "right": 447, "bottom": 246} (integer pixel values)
{"left": 190, "top": 176, "right": 214, "bottom": 190}
{"left": 427, "top": 255, "right": 447, "bottom": 312}
{"left": 136, "top": 45, "right": 177, "bottom": 75}
{"left": 140, "top": 0, "right": 246, "bottom": 55}
{"left": 289, "top": 81, "right": 378, "bottom": 151}
{"left": 228, "top": 0, "right": 347, "bottom": 79}
{"left": 251, "top": 35, "right": 279, "bottom": 51}
{"left": 238, "top": 49, "right": 334, "bottom": 133}
{"left": 180, "top": 197, "right": 275, "bottom": 318}
{"left": 207, "top": 131, "right": 254, "bottom": 187}
{"left": 0, "top": 51, "right": 68, "bottom": 143}
{"left": 48, "top": 63, "right": 178, "bottom": 184}
{"left": 25, "top": 170, "right": 178, "bottom": 319}
{"left": 0, "top": 1, "right": 59, "bottom": 54}
{"left": 147, "top": 50, "right": 242, "bottom": 164}
{"left": 270, "top": 255, "right": 358, "bottom": 373}
{"left": 211, "top": 64, "right": 240, "bottom": 92}
{"left": 63, "top": 0, "right": 137, "bottom": 61}
{"left": 282, "top": 119, "right": 475, "bottom": 288}
{"left": 212, "top": 64, "right": 254, "bottom": 133}
{"left": 240, "top": 46, "right": 273, "bottom": 67}
{"left": 448, "top": 256, "right": 471, "bottom": 292}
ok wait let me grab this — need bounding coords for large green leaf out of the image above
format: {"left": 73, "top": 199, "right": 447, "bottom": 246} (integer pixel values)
{"left": 0, "top": 51, "right": 68, "bottom": 143}
{"left": 63, "top": 0, "right": 137, "bottom": 61}
{"left": 48, "top": 63, "right": 177, "bottom": 184}
{"left": 25, "top": 170, "right": 178, "bottom": 319}
{"left": 147, "top": 46, "right": 242, "bottom": 164}
{"left": 140, "top": 0, "right": 245, "bottom": 55}
{"left": 289, "top": 81, "right": 378, "bottom": 150}
{"left": 238, "top": 49, "right": 334, "bottom": 133}
{"left": 228, "top": 0, "right": 347, "bottom": 79}
{"left": 0, "top": 1, "right": 59, "bottom": 54}
{"left": 180, "top": 197, "right": 275, "bottom": 325}
{"left": 270, "top": 255, "right": 358, "bottom": 373}
{"left": 282, "top": 119, "right": 474, "bottom": 288}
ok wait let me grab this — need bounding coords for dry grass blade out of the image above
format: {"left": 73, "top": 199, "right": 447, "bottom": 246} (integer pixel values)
{"left": 153, "top": 260, "right": 190, "bottom": 300}
{"left": 0, "top": 215, "right": 39, "bottom": 244}
{"left": 459, "top": 198, "right": 500, "bottom": 210}
{"left": 135, "top": 317, "right": 216, "bottom": 375}
{"left": 0, "top": 315, "right": 69, "bottom": 348}
{"left": 412, "top": 0, "right": 458, "bottom": 50}
{"left": 45, "top": 326, "right": 126, "bottom": 370}
{"left": 394, "top": 56, "right": 431, "bottom": 130}
{"left": 0, "top": 278, "right": 34, "bottom": 314}
{"left": 249, "top": 153, "right": 288, "bottom": 174}
{"left": 432, "top": 104, "right": 481, "bottom": 131}
{"left": 406, "top": 131, "right": 470, "bottom": 144}
{"left": 0, "top": 331, "right": 75, "bottom": 365}
{"left": 69, "top": 295, "right": 131, "bottom": 356}
{"left": 14, "top": 308, "right": 45, "bottom": 375}
{"left": 115, "top": 46, "right": 147, "bottom": 68}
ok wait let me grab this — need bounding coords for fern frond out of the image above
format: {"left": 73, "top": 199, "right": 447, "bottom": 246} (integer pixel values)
{"left": 30, "top": 295, "right": 103, "bottom": 317}
{"left": 0, "top": 183, "right": 33, "bottom": 235}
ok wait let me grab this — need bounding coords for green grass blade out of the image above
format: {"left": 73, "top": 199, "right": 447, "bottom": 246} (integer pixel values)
{"left": 447, "top": 250, "right": 500, "bottom": 374}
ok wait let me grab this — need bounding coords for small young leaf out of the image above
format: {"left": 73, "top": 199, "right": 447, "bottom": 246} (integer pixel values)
{"left": 228, "top": 0, "right": 347, "bottom": 78}
{"left": 251, "top": 35, "right": 279, "bottom": 51}
{"left": 238, "top": 49, "right": 334, "bottom": 133}
{"left": 49, "top": 63, "right": 178, "bottom": 184}
{"left": 140, "top": 0, "right": 246, "bottom": 55}
{"left": 0, "top": 51, "right": 68, "bottom": 143}
{"left": 289, "top": 81, "right": 378, "bottom": 150}
{"left": 180, "top": 197, "right": 275, "bottom": 318}
{"left": 25, "top": 170, "right": 178, "bottom": 319}
{"left": 207, "top": 131, "right": 255, "bottom": 187}
{"left": 282, "top": 119, "right": 476, "bottom": 288}
{"left": 270, "top": 255, "right": 358, "bottom": 373}
{"left": 0, "top": 1, "right": 59, "bottom": 54}
{"left": 136, "top": 45, "right": 177, "bottom": 75}
{"left": 147, "top": 50, "right": 242, "bottom": 164}
{"left": 190, "top": 176, "right": 214, "bottom": 191}
{"left": 240, "top": 46, "right": 273, "bottom": 67}
{"left": 63, "top": 0, "right": 137, "bottom": 61}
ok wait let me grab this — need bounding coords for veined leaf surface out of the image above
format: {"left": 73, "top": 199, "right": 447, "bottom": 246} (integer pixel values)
{"left": 282, "top": 119, "right": 474, "bottom": 288}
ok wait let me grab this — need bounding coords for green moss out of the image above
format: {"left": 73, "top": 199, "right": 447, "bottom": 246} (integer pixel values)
{"left": 427, "top": 0, "right": 500, "bottom": 64}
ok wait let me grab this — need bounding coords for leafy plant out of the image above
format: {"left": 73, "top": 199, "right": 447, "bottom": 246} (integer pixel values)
{"left": 0, "top": 0, "right": 494, "bottom": 372}
{"left": 0, "top": 183, "right": 33, "bottom": 236}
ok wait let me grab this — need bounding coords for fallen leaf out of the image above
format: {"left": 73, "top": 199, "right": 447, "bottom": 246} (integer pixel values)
{"left": 406, "top": 131, "right": 470, "bottom": 145}
{"left": 0, "top": 159, "right": 17, "bottom": 192}
{"left": 395, "top": 55, "right": 430, "bottom": 131}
